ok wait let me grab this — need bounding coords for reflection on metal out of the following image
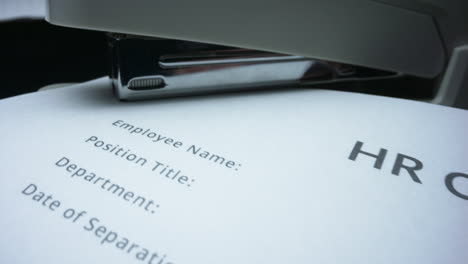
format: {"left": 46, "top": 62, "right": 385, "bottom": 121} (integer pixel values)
{"left": 109, "top": 34, "right": 399, "bottom": 100}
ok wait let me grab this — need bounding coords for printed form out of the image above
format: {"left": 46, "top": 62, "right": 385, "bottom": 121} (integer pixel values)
{"left": 0, "top": 78, "right": 467, "bottom": 263}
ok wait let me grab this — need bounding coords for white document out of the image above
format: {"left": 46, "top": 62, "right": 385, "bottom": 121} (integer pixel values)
{"left": 0, "top": 78, "right": 467, "bottom": 264}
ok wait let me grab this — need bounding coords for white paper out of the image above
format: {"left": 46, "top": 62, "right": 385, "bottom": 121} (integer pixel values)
{"left": 1, "top": 78, "right": 467, "bottom": 264}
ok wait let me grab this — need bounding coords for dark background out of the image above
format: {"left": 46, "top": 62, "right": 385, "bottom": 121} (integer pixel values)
{"left": 0, "top": 20, "right": 107, "bottom": 99}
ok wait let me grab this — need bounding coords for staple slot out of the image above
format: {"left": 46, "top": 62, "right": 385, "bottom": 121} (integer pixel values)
{"left": 159, "top": 49, "right": 307, "bottom": 68}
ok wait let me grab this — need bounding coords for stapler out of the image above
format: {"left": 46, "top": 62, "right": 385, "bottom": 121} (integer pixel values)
{"left": 46, "top": 0, "right": 468, "bottom": 108}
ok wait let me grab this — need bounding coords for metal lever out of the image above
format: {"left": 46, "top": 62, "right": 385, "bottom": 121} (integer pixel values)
{"left": 108, "top": 34, "right": 400, "bottom": 100}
